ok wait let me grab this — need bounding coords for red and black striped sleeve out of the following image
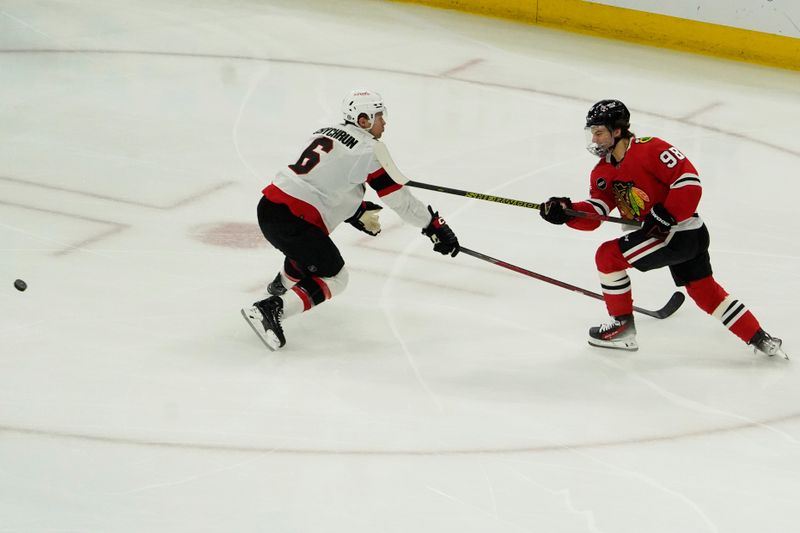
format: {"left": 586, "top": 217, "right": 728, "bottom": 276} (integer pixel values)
{"left": 366, "top": 167, "right": 403, "bottom": 197}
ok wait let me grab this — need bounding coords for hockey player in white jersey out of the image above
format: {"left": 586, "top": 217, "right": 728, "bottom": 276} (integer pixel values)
{"left": 241, "top": 89, "right": 460, "bottom": 350}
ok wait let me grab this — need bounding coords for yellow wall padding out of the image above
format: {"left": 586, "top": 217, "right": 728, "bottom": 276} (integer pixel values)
{"left": 389, "top": 0, "right": 800, "bottom": 71}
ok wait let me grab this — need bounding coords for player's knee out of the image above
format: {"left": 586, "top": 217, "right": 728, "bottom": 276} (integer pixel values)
{"left": 292, "top": 266, "right": 349, "bottom": 309}
{"left": 685, "top": 275, "right": 728, "bottom": 314}
{"left": 686, "top": 276, "right": 718, "bottom": 298}
{"left": 595, "top": 240, "right": 628, "bottom": 273}
{"left": 283, "top": 258, "right": 305, "bottom": 281}
{"left": 312, "top": 255, "right": 346, "bottom": 278}
{"left": 327, "top": 266, "right": 349, "bottom": 295}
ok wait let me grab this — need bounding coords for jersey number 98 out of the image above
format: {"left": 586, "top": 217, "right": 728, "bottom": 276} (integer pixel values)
{"left": 659, "top": 146, "right": 686, "bottom": 168}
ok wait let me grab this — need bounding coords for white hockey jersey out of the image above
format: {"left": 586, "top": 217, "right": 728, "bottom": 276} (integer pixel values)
{"left": 263, "top": 123, "right": 431, "bottom": 234}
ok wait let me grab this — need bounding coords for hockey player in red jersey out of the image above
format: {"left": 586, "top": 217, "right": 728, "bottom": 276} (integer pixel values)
{"left": 539, "top": 99, "right": 786, "bottom": 358}
{"left": 241, "top": 89, "right": 459, "bottom": 350}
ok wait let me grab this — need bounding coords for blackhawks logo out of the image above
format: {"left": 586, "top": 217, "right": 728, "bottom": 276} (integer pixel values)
{"left": 612, "top": 181, "right": 649, "bottom": 219}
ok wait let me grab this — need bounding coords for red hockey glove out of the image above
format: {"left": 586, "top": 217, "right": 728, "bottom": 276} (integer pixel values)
{"left": 345, "top": 201, "right": 382, "bottom": 236}
{"left": 642, "top": 203, "right": 675, "bottom": 241}
{"left": 422, "top": 206, "right": 459, "bottom": 257}
{"left": 539, "top": 197, "right": 574, "bottom": 225}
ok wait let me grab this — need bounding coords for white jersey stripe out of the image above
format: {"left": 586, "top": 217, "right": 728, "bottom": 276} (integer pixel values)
{"left": 587, "top": 199, "right": 610, "bottom": 216}
{"left": 670, "top": 173, "right": 701, "bottom": 189}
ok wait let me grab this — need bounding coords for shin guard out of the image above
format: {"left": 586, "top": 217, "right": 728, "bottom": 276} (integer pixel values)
{"left": 596, "top": 240, "right": 634, "bottom": 317}
{"left": 282, "top": 267, "right": 350, "bottom": 319}
{"left": 686, "top": 276, "right": 760, "bottom": 343}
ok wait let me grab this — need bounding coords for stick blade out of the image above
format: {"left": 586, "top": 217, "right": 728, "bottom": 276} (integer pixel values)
{"left": 632, "top": 291, "right": 685, "bottom": 319}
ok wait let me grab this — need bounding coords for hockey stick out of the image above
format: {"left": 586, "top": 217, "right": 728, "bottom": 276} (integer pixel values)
{"left": 459, "top": 246, "right": 685, "bottom": 319}
{"left": 406, "top": 180, "right": 641, "bottom": 228}
{"left": 371, "top": 142, "right": 637, "bottom": 228}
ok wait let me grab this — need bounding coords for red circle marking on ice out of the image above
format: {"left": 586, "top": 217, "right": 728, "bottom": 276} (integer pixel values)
{"left": 190, "top": 222, "right": 265, "bottom": 249}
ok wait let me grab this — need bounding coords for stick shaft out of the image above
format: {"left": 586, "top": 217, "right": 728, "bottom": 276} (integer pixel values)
{"left": 459, "top": 247, "right": 676, "bottom": 319}
{"left": 406, "top": 180, "right": 640, "bottom": 227}
{"left": 460, "top": 247, "right": 604, "bottom": 302}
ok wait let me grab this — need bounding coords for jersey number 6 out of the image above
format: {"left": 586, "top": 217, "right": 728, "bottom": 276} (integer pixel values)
{"left": 289, "top": 137, "right": 334, "bottom": 175}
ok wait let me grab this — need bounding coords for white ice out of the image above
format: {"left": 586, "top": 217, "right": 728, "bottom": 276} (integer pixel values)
{"left": 1, "top": 1, "right": 799, "bottom": 532}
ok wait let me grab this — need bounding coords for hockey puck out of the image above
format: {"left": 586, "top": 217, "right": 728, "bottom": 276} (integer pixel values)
{"left": 14, "top": 279, "right": 27, "bottom": 292}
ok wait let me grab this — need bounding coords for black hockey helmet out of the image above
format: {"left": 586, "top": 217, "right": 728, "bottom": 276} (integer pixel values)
{"left": 585, "top": 99, "right": 630, "bottom": 133}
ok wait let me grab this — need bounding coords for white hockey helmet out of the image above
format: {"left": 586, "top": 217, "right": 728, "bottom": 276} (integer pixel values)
{"left": 342, "top": 89, "right": 386, "bottom": 126}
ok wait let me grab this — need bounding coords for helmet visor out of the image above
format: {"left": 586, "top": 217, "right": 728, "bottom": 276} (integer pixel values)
{"left": 585, "top": 125, "right": 612, "bottom": 157}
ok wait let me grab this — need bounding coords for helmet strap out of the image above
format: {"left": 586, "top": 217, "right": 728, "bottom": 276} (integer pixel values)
{"left": 608, "top": 134, "right": 632, "bottom": 164}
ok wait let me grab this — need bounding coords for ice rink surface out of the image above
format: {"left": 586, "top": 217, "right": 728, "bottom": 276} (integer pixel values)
{"left": 1, "top": 1, "right": 799, "bottom": 531}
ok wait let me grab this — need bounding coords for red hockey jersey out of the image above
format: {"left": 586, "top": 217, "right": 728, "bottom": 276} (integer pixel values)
{"left": 569, "top": 137, "right": 702, "bottom": 231}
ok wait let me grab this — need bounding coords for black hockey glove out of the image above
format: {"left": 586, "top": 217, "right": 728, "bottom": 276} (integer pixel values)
{"left": 641, "top": 203, "right": 676, "bottom": 241}
{"left": 539, "top": 197, "right": 574, "bottom": 225}
{"left": 345, "top": 201, "right": 382, "bottom": 236}
{"left": 422, "top": 206, "right": 460, "bottom": 257}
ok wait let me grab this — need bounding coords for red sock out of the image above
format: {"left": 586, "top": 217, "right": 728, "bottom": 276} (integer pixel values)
{"left": 596, "top": 240, "right": 633, "bottom": 317}
{"left": 685, "top": 276, "right": 760, "bottom": 344}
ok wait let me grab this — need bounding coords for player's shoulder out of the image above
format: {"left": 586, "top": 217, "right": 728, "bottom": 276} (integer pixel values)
{"left": 310, "top": 123, "right": 376, "bottom": 153}
{"left": 633, "top": 136, "right": 692, "bottom": 155}
{"left": 631, "top": 136, "right": 670, "bottom": 149}
{"left": 629, "top": 136, "right": 678, "bottom": 158}
{"left": 591, "top": 155, "right": 613, "bottom": 173}
{"left": 590, "top": 158, "right": 605, "bottom": 172}
{"left": 349, "top": 124, "right": 379, "bottom": 152}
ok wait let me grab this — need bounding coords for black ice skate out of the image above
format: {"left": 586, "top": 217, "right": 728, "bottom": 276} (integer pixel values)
{"left": 750, "top": 329, "right": 788, "bottom": 359}
{"left": 267, "top": 272, "right": 287, "bottom": 296}
{"left": 588, "top": 314, "right": 638, "bottom": 351}
{"left": 241, "top": 296, "right": 286, "bottom": 351}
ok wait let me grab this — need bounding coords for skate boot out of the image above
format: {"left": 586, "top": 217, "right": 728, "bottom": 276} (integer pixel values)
{"left": 267, "top": 272, "right": 287, "bottom": 296}
{"left": 241, "top": 296, "right": 286, "bottom": 350}
{"left": 749, "top": 329, "right": 788, "bottom": 359}
{"left": 588, "top": 314, "right": 638, "bottom": 351}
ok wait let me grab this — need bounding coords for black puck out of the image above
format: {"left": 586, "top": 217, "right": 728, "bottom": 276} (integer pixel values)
{"left": 14, "top": 279, "right": 27, "bottom": 292}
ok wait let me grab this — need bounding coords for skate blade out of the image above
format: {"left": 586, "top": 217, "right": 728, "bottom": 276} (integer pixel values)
{"left": 240, "top": 308, "right": 282, "bottom": 351}
{"left": 772, "top": 348, "right": 790, "bottom": 360}
{"left": 588, "top": 338, "right": 639, "bottom": 352}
